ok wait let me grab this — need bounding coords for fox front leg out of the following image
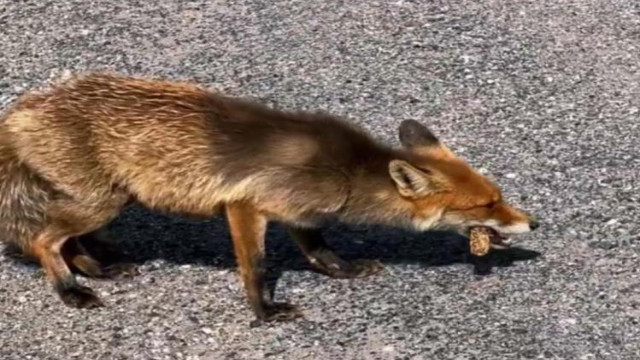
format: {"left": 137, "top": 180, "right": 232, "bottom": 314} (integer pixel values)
{"left": 226, "top": 202, "right": 303, "bottom": 324}
{"left": 287, "top": 227, "right": 384, "bottom": 279}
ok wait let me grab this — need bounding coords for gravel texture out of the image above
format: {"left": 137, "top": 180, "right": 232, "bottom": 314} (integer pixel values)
{"left": 1, "top": 0, "right": 639, "bottom": 359}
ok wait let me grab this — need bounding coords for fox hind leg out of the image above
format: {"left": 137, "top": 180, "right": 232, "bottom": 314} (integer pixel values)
{"left": 63, "top": 234, "right": 138, "bottom": 280}
{"left": 31, "top": 228, "right": 105, "bottom": 309}
{"left": 65, "top": 229, "right": 138, "bottom": 280}
{"left": 31, "top": 196, "right": 127, "bottom": 308}
{"left": 287, "top": 227, "right": 384, "bottom": 279}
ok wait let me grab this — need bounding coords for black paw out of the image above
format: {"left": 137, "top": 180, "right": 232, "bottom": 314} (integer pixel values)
{"left": 71, "top": 255, "right": 138, "bottom": 280}
{"left": 318, "top": 259, "right": 385, "bottom": 279}
{"left": 102, "top": 263, "right": 139, "bottom": 280}
{"left": 252, "top": 303, "right": 303, "bottom": 326}
{"left": 57, "top": 285, "right": 105, "bottom": 309}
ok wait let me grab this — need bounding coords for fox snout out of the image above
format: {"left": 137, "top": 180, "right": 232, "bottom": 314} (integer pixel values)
{"left": 487, "top": 204, "right": 540, "bottom": 236}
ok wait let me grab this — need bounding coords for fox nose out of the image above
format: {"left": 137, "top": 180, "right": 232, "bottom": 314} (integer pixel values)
{"left": 530, "top": 219, "right": 540, "bottom": 231}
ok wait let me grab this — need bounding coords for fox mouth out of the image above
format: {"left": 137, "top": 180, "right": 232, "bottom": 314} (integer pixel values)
{"left": 488, "top": 228, "right": 512, "bottom": 249}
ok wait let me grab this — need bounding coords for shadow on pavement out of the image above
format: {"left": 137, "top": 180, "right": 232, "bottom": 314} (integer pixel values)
{"left": 109, "top": 207, "right": 542, "bottom": 278}
{"left": 3, "top": 206, "right": 542, "bottom": 292}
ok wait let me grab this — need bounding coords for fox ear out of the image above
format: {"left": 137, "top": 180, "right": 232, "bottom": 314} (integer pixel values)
{"left": 389, "top": 160, "right": 449, "bottom": 198}
{"left": 398, "top": 120, "right": 439, "bottom": 149}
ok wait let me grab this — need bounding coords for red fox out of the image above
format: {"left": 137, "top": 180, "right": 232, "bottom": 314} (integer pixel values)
{"left": 0, "top": 73, "right": 538, "bottom": 322}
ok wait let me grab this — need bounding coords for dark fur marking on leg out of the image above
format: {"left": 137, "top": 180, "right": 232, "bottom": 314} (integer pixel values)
{"left": 226, "top": 202, "right": 303, "bottom": 323}
{"left": 288, "top": 227, "right": 385, "bottom": 279}
{"left": 62, "top": 236, "right": 139, "bottom": 280}
{"left": 76, "top": 230, "right": 128, "bottom": 265}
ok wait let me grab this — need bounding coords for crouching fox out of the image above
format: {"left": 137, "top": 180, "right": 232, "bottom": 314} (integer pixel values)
{"left": 0, "top": 73, "right": 539, "bottom": 322}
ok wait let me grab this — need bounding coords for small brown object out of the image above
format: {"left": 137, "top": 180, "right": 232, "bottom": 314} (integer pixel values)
{"left": 469, "top": 226, "right": 492, "bottom": 256}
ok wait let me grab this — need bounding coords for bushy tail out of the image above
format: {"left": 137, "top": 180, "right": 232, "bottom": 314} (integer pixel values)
{"left": 0, "top": 129, "right": 51, "bottom": 257}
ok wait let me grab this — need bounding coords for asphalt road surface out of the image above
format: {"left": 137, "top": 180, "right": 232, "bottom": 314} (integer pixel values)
{"left": 1, "top": 1, "right": 639, "bottom": 359}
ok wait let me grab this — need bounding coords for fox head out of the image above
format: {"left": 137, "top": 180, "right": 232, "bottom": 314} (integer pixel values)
{"left": 389, "top": 120, "right": 539, "bottom": 246}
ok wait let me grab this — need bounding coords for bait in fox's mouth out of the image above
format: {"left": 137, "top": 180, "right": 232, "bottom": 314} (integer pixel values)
{"left": 468, "top": 226, "right": 512, "bottom": 256}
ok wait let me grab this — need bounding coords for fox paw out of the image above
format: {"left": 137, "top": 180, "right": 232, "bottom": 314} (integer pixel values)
{"left": 251, "top": 303, "right": 303, "bottom": 326}
{"left": 58, "top": 285, "right": 105, "bottom": 309}
{"left": 72, "top": 254, "right": 138, "bottom": 280}
{"left": 320, "top": 259, "right": 385, "bottom": 279}
{"left": 102, "top": 263, "right": 139, "bottom": 280}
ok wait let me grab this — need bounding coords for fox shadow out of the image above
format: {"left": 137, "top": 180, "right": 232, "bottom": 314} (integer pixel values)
{"left": 106, "top": 207, "right": 541, "bottom": 281}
